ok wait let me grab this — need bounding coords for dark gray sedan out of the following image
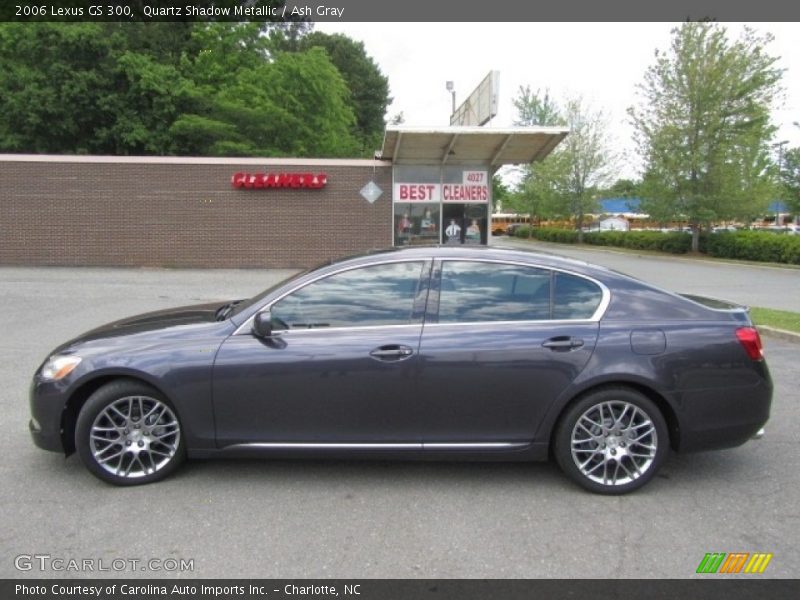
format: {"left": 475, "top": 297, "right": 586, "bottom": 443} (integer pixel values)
{"left": 29, "top": 246, "right": 772, "bottom": 494}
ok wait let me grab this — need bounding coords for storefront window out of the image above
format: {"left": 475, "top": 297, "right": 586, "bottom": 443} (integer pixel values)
{"left": 394, "top": 203, "right": 440, "bottom": 246}
{"left": 393, "top": 165, "right": 490, "bottom": 246}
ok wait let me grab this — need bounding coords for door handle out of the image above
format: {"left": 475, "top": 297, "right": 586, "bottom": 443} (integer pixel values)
{"left": 542, "top": 337, "right": 585, "bottom": 351}
{"left": 369, "top": 345, "right": 414, "bottom": 361}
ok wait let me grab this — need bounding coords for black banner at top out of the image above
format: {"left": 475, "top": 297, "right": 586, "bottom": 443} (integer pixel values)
{"left": 3, "top": 0, "right": 800, "bottom": 22}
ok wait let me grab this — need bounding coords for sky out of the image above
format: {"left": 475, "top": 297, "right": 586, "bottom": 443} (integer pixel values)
{"left": 316, "top": 22, "right": 800, "bottom": 182}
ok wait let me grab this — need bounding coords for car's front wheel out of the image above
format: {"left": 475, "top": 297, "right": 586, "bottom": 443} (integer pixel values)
{"left": 554, "top": 387, "right": 668, "bottom": 494}
{"left": 75, "top": 380, "right": 185, "bottom": 485}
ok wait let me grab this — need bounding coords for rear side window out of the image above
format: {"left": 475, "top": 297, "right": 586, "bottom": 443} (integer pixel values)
{"left": 553, "top": 272, "right": 603, "bottom": 319}
{"left": 437, "top": 261, "right": 551, "bottom": 323}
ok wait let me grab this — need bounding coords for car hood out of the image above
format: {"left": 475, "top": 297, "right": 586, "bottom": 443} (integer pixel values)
{"left": 55, "top": 301, "right": 232, "bottom": 351}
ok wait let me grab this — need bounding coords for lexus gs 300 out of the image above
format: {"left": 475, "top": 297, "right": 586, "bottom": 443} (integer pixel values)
{"left": 29, "top": 247, "right": 772, "bottom": 494}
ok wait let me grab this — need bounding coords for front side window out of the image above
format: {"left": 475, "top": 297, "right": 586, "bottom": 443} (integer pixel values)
{"left": 271, "top": 262, "right": 426, "bottom": 329}
{"left": 437, "top": 261, "right": 551, "bottom": 323}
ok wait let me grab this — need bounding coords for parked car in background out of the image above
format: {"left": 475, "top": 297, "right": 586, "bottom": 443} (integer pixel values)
{"left": 505, "top": 222, "right": 525, "bottom": 236}
{"left": 29, "top": 247, "right": 772, "bottom": 494}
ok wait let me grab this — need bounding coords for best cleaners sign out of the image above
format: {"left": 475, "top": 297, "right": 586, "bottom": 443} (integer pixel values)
{"left": 394, "top": 171, "right": 489, "bottom": 203}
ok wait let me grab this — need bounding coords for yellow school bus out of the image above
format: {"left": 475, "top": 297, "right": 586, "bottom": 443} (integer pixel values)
{"left": 490, "top": 213, "right": 529, "bottom": 236}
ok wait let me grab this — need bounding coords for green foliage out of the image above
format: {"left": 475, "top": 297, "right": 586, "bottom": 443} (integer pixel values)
{"left": 515, "top": 227, "right": 800, "bottom": 264}
{"left": 516, "top": 228, "right": 692, "bottom": 253}
{"left": 557, "top": 98, "right": 614, "bottom": 237}
{"left": 596, "top": 178, "right": 641, "bottom": 199}
{"left": 510, "top": 150, "right": 571, "bottom": 223}
{"left": 513, "top": 86, "right": 563, "bottom": 127}
{"left": 0, "top": 22, "right": 385, "bottom": 158}
{"left": 514, "top": 227, "right": 580, "bottom": 243}
{"left": 585, "top": 231, "right": 692, "bottom": 254}
{"left": 491, "top": 175, "right": 510, "bottom": 212}
{"left": 100, "top": 51, "right": 185, "bottom": 154}
{"left": 510, "top": 88, "right": 615, "bottom": 240}
{"left": 749, "top": 306, "right": 800, "bottom": 333}
{"left": 630, "top": 23, "right": 784, "bottom": 251}
{"left": 297, "top": 32, "right": 390, "bottom": 155}
{"left": 781, "top": 147, "right": 800, "bottom": 214}
{"left": 0, "top": 23, "right": 113, "bottom": 153}
{"left": 704, "top": 231, "right": 800, "bottom": 264}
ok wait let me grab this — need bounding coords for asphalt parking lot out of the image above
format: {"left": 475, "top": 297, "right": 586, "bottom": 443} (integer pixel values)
{"left": 1, "top": 263, "right": 798, "bottom": 579}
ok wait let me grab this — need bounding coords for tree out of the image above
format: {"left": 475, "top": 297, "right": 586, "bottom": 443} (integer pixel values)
{"left": 0, "top": 23, "right": 115, "bottom": 153}
{"left": 780, "top": 146, "right": 800, "bottom": 215}
{"left": 297, "top": 32, "right": 390, "bottom": 155}
{"left": 491, "top": 174, "right": 510, "bottom": 212}
{"left": 172, "top": 47, "right": 359, "bottom": 157}
{"left": 630, "top": 23, "right": 784, "bottom": 251}
{"left": 596, "top": 178, "right": 641, "bottom": 199}
{"left": 513, "top": 85, "right": 561, "bottom": 127}
{"left": 510, "top": 91, "right": 615, "bottom": 241}
{"left": 0, "top": 22, "right": 366, "bottom": 158}
{"left": 509, "top": 152, "right": 571, "bottom": 235}
{"left": 508, "top": 87, "right": 568, "bottom": 235}
{"left": 557, "top": 97, "right": 615, "bottom": 240}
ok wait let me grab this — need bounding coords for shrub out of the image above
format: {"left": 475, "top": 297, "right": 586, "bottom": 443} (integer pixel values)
{"left": 705, "top": 231, "right": 800, "bottom": 264}
{"left": 514, "top": 227, "right": 579, "bottom": 243}
{"left": 514, "top": 227, "right": 800, "bottom": 264}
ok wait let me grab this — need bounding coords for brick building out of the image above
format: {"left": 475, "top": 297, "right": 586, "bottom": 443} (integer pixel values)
{"left": 0, "top": 126, "right": 567, "bottom": 269}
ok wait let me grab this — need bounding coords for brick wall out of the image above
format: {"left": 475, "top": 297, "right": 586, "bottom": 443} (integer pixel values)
{"left": 0, "top": 157, "right": 393, "bottom": 268}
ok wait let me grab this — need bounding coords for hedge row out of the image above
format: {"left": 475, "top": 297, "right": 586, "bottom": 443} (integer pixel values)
{"left": 514, "top": 227, "right": 800, "bottom": 264}
{"left": 514, "top": 227, "right": 580, "bottom": 244}
{"left": 514, "top": 227, "right": 692, "bottom": 254}
{"left": 704, "top": 230, "right": 800, "bottom": 264}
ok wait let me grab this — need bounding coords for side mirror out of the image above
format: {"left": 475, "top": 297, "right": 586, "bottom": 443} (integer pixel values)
{"left": 252, "top": 311, "right": 274, "bottom": 338}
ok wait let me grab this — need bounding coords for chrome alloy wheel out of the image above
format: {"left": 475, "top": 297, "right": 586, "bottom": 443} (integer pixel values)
{"left": 89, "top": 395, "right": 180, "bottom": 479}
{"left": 570, "top": 400, "right": 658, "bottom": 486}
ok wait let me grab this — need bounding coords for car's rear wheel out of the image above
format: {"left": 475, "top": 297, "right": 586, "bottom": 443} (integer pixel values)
{"left": 554, "top": 387, "right": 668, "bottom": 494}
{"left": 75, "top": 380, "right": 185, "bottom": 485}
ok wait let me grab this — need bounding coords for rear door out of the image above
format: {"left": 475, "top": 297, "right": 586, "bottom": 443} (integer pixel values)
{"left": 415, "top": 259, "right": 603, "bottom": 445}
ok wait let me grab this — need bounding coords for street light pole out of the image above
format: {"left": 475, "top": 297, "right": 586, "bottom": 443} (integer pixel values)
{"left": 446, "top": 81, "right": 456, "bottom": 120}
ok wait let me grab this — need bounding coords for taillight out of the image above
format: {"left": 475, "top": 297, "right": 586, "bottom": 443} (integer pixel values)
{"left": 736, "top": 327, "right": 764, "bottom": 361}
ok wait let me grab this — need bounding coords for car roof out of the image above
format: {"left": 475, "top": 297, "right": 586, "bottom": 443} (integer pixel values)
{"left": 331, "top": 245, "right": 609, "bottom": 277}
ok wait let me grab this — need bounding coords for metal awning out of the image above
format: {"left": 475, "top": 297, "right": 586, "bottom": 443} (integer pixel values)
{"left": 379, "top": 125, "right": 569, "bottom": 166}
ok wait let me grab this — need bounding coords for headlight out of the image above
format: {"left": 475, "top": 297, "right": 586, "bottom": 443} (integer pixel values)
{"left": 40, "top": 355, "right": 82, "bottom": 381}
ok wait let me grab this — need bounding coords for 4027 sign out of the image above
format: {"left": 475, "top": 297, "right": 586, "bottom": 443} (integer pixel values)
{"left": 231, "top": 172, "right": 328, "bottom": 190}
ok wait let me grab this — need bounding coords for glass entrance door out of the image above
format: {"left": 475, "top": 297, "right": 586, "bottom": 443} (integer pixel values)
{"left": 442, "top": 203, "right": 488, "bottom": 245}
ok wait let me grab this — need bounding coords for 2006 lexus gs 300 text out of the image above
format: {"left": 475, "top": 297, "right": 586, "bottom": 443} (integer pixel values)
{"left": 29, "top": 247, "right": 772, "bottom": 494}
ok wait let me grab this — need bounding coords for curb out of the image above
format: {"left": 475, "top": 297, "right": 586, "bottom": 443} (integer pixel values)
{"left": 758, "top": 325, "right": 800, "bottom": 344}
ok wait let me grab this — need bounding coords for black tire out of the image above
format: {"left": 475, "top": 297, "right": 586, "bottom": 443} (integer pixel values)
{"left": 554, "top": 387, "right": 669, "bottom": 495}
{"left": 75, "top": 379, "right": 186, "bottom": 486}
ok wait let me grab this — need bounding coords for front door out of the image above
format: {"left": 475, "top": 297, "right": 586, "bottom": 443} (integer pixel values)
{"left": 212, "top": 260, "right": 431, "bottom": 447}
